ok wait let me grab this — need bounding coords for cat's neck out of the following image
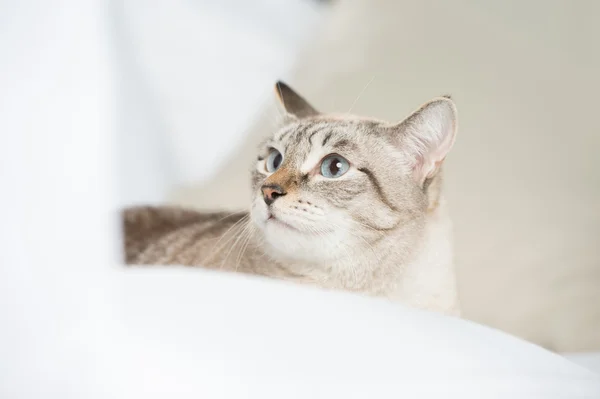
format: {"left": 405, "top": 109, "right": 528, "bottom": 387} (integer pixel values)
{"left": 390, "top": 198, "right": 460, "bottom": 315}
{"left": 263, "top": 198, "right": 460, "bottom": 316}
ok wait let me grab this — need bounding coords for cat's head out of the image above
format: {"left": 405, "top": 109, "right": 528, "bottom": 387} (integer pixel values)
{"left": 250, "top": 81, "right": 457, "bottom": 264}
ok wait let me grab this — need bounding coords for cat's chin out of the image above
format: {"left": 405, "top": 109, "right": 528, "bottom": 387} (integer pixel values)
{"left": 265, "top": 215, "right": 305, "bottom": 234}
{"left": 259, "top": 220, "right": 349, "bottom": 264}
{"left": 251, "top": 203, "right": 346, "bottom": 262}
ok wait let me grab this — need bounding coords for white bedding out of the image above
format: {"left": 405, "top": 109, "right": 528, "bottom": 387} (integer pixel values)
{"left": 564, "top": 352, "right": 600, "bottom": 376}
{"left": 4, "top": 267, "right": 600, "bottom": 398}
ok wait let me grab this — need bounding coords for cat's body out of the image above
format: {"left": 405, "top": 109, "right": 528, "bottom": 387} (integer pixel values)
{"left": 124, "top": 82, "right": 461, "bottom": 316}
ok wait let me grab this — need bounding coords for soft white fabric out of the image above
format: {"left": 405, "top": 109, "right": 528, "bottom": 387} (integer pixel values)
{"left": 105, "top": 269, "right": 600, "bottom": 398}
{"left": 564, "top": 352, "right": 600, "bottom": 376}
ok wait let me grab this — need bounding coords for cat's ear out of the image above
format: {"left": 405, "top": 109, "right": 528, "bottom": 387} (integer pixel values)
{"left": 274, "top": 81, "right": 319, "bottom": 119}
{"left": 391, "top": 96, "right": 457, "bottom": 185}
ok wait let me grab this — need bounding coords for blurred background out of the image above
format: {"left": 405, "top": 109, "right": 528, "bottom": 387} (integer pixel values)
{"left": 2, "top": 0, "right": 599, "bottom": 359}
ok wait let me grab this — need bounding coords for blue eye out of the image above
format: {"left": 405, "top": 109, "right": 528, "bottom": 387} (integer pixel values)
{"left": 320, "top": 154, "right": 350, "bottom": 178}
{"left": 266, "top": 149, "right": 283, "bottom": 173}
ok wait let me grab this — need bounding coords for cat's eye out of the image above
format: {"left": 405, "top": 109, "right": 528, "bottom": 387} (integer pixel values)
{"left": 265, "top": 148, "right": 283, "bottom": 173}
{"left": 320, "top": 154, "right": 350, "bottom": 178}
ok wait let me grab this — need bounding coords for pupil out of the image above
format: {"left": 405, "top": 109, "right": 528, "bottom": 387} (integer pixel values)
{"left": 273, "top": 153, "right": 282, "bottom": 169}
{"left": 329, "top": 159, "right": 340, "bottom": 175}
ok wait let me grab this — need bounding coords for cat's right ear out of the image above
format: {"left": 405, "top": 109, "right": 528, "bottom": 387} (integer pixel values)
{"left": 274, "top": 81, "right": 319, "bottom": 119}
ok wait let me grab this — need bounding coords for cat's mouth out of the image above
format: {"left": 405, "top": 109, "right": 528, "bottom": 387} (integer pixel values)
{"left": 265, "top": 213, "right": 329, "bottom": 237}
{"left": 266, "top": 214, "right": 302, "bottom": 232}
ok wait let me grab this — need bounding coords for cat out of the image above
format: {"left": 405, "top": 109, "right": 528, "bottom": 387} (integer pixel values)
{"left": 123, "top": 81, "right": 461, "bottom": 316}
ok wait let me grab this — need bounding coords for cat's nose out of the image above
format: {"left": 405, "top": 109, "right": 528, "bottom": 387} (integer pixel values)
{"left": 261, "top": 184, "right": 286, "bottom": 206}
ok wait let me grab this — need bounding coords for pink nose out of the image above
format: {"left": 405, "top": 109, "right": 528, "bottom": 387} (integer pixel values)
{"left": 261, "top": 184, "right": 286, "bottom": 206}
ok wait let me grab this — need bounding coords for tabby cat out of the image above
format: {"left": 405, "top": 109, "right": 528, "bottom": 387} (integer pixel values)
{"left": 123, "top": 81, "right": 460, "bottom": 315}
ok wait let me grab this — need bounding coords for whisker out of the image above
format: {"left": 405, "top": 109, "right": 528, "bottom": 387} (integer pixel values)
{"left": 346, "top": 75, "right": 375, "bottom": 114}
{"left": 234, "top": 225, "right": 255, "bottom": 272}
{"left": 220, "top": 221, "right": 252, "bottom": 270}
{"left": 201, "top": 215, "right": 249, "bottom": 265}
{"left": 259, "top": 102, "right": 283, "bottom": 129}
{"left": 212, "top": 210, "right": 248, "bottom": 224}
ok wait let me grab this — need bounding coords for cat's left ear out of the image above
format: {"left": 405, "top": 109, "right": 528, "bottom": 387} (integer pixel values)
{"left": 391, "top": 96, "right": 458, "bottom": 185}
{"left": 274, "top": 81, "right": 319, "bottom": 119}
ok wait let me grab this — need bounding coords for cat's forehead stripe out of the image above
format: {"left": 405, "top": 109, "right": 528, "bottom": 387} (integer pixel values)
{"left": 304, "top": 123, "right": 329, "bottom": 148}
{"left": 297, "top": 122, "right": 321, "bottom": 145}
{"left": 276, "top": 124, "right": 297, "bottom": 142}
